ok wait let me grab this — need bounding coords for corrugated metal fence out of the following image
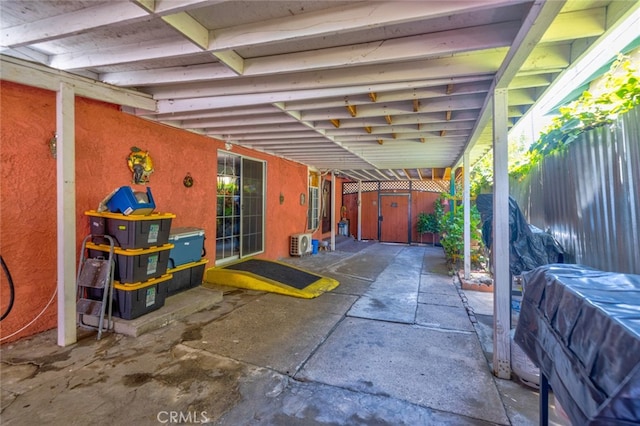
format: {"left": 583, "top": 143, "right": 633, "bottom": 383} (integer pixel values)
{"left": 511, "top": 108, "right": 640, "bottom": 274}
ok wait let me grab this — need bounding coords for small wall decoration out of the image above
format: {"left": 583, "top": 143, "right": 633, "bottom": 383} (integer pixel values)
{"left": 183, "top": 173, "right": 194, "bottom": 188}
{"left": 48, "top": 133, "right": 57, "bottom": 158}
{"left": 127, "top": 146, "right": 154, "bottom": 184}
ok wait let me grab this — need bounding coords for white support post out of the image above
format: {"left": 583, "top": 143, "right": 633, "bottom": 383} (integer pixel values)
{"left": 331, "top": 172, "right": 336, "bottom": 250}
{"left": 463, "top": 151, "right": 471, "bottom": 280}
{"left": 357, "top": 180, "right": 362, "bottom": 241}
{"left": 493, "top": 88, "right": 511, "bottom": 379}
{"left": 57, "top": 82, "right": 77, "bottom": 347}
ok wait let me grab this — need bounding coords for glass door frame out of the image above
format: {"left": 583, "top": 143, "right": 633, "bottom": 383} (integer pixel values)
{"left": 215, "top": 150, "right": 266, "bottom": 266}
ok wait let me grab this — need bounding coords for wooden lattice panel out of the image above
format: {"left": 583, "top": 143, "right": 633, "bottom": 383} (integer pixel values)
{"left": 344, "top": 180, "right": 451, "bottom": 194}
{"left": 342, "top": 181, "right": 379, "bottom": 194}
{"left": 411, "top": 180, "right": 450, "bottom": 193}
{"left": 380, "top": 181, "right": 410, "bottom": 191}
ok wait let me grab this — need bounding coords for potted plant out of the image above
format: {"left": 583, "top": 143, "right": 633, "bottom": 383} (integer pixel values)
{"left": 437, "top": 193, "right": 485, "bottom": 273}
{"left": 417, "top": 212, "right": 440, "bottom": 245}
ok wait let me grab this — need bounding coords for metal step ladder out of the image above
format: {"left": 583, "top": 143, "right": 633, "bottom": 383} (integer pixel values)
{"left": 76, "top": 234, "right": 116, "bottom": 340}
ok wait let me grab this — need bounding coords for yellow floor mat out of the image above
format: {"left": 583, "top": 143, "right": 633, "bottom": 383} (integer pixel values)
{"left": 203, "top": 258, "right": 339, "bottom": 299}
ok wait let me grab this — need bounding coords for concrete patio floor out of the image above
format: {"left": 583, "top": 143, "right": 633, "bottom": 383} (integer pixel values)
{"left": 0, "top": 237, "right": 567, "bottom": 425}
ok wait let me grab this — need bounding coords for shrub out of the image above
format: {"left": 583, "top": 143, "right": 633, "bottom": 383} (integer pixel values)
{"left": 437, "top": 194, "right": 484, "bottom": 271}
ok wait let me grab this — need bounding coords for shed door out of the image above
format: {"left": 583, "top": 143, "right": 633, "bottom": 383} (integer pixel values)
{"left": 361, "top": 191, "right": 379, "bottom": 240}
{"left": 380, "top": 194, "right": 409, "bottom": 243}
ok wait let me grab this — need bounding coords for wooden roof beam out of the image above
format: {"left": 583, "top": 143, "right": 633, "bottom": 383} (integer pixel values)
{"left": 346, "top": 104, "right": 357, "bottom": 117}
{"left": 330, "top": 119, "right": 340, "bottom": 128}
{"left": 390, "top": 170, "right": 402, "bottom": 180}
{"left": 369, "top": 92, "right": 378, "bottom": 102}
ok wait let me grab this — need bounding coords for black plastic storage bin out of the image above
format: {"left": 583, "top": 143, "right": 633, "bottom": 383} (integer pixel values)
{"left": 166, "top": 259, "right": 208, "bottom": 297}
{"left": 86, "top": 242, "right": 173, "bottom": 284}
{"left": 85, "top": 210, "right": 175, "bottom": 249}
{"left": 113, "top": 274, "right": 172, "bottom": 320}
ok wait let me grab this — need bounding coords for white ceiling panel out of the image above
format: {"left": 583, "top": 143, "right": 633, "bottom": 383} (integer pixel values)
{"left": 1, "top": 0, "right": 636, "bottom": 181}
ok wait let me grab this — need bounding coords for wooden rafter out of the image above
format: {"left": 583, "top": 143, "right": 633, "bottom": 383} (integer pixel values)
{"left": 445, "top": 110, "right": 452, "bottom": 121}
{"left": 330, "top": 119, "right": 340, "bottom": 128}
{"left": 446, "top": 84, "right": 453, "bottom": 94}
{"left": 364, "top": 126, "right": 372, "bottom": 133}
{"left": 412, "top": 99, "right": 420, "bottom": 112}
{"left": 440, "top": 130, "right": 447, "bottom": 137}
{"left": 420, "top": 137, "right": 426, "bottom": 143}
{"left": 368, "top": 92, "right": 377, "bottom": 102}
{"left": 345, "top": 104, "right": 357, "bottom": 117}
{"left": 377, "top": 139, "right": 384, "bottom": 145}
{"left": 384, "top": 115, "right": 392, "bottom": 124}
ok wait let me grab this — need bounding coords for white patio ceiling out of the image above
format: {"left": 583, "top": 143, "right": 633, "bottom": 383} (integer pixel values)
{"left": 1, "top": 0, "right": 636, "bottom": 182}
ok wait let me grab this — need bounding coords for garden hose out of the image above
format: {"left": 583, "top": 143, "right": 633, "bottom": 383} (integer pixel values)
{"left": 1, "top": 255, "right": 15, "bottom": 321}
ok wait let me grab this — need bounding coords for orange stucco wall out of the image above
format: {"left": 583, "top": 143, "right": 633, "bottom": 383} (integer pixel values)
{"left": 0, "top": 80, "right": 324, "bottom": 343}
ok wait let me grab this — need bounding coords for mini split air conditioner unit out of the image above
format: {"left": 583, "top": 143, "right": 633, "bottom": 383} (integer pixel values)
{"left": 290, "top": 233, "right": 313, "bottom": 256}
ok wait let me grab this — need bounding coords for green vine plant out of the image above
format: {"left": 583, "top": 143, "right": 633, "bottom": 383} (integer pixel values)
{"left": 511, "top": 53, "right": 640, "bottom": 179}
{"left": 435, "top": 193, "right": 485, "bottom": 273}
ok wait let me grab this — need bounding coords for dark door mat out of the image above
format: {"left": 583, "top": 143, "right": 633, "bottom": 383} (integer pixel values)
{"left": 223, "top": 259, "right": 319, "bottom": 290}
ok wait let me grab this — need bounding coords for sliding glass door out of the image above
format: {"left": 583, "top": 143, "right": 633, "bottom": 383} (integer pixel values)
{"left": 216, "top": 152, "right": 265, "bottom": 264}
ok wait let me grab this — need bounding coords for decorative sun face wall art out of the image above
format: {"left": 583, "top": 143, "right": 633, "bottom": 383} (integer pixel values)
{"left": 127, "top": 146, "right": 154, "bottom": 184}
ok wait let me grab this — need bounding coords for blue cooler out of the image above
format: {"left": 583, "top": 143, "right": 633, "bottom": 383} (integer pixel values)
{"left": 168, "top": 227, "right": 205, "bottom": 268}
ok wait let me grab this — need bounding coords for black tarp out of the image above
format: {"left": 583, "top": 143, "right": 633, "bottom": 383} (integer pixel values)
{"left": 475, "top": 194, "right": 563, "bottom": 275}
{"left": 515, "top": 264, "right": 640, "bottom": 425}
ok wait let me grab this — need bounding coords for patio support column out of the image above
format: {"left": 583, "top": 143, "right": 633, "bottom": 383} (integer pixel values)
{"left": 463, "top": 151, "right": 471, "bottom": 280}
{"left": 331, "top": 171, "right": 336, "bottom": 251}
{"left": 357, "top": 180, "right": 362, "bottom": 241}
{"left": 492, "top": 88, "right": 511, "bottom": 379}
{"left": 57, "top": 82, "right": 77, "bottom": 347}
{"left": 449, "top": 168, "right": 456, "bottom": 213}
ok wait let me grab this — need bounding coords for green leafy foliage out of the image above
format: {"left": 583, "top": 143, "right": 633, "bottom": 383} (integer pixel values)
{"left": 417, "top": 212, "right": 440, "bottom": 235}
{"left": 469, "top": 135, "right": 529, "bottom": 196}
{"left": 470, "top": 54, "right": 640, "bottom": 186}
{"left": 512, "top": 54, "right": 640, "bottom": 178}
{"left": 435, "top": 194, "right": 485, "bottom": 271}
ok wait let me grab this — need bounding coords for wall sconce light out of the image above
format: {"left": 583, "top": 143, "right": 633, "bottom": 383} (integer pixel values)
{"left": 279, "top": 193, "right": 285, "bottom": 204}
{"left": 48, "top": 133, "right": 57, "bottom": 158}
{"left": 300, "top": 193, "right": 306, "bottom": 205}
